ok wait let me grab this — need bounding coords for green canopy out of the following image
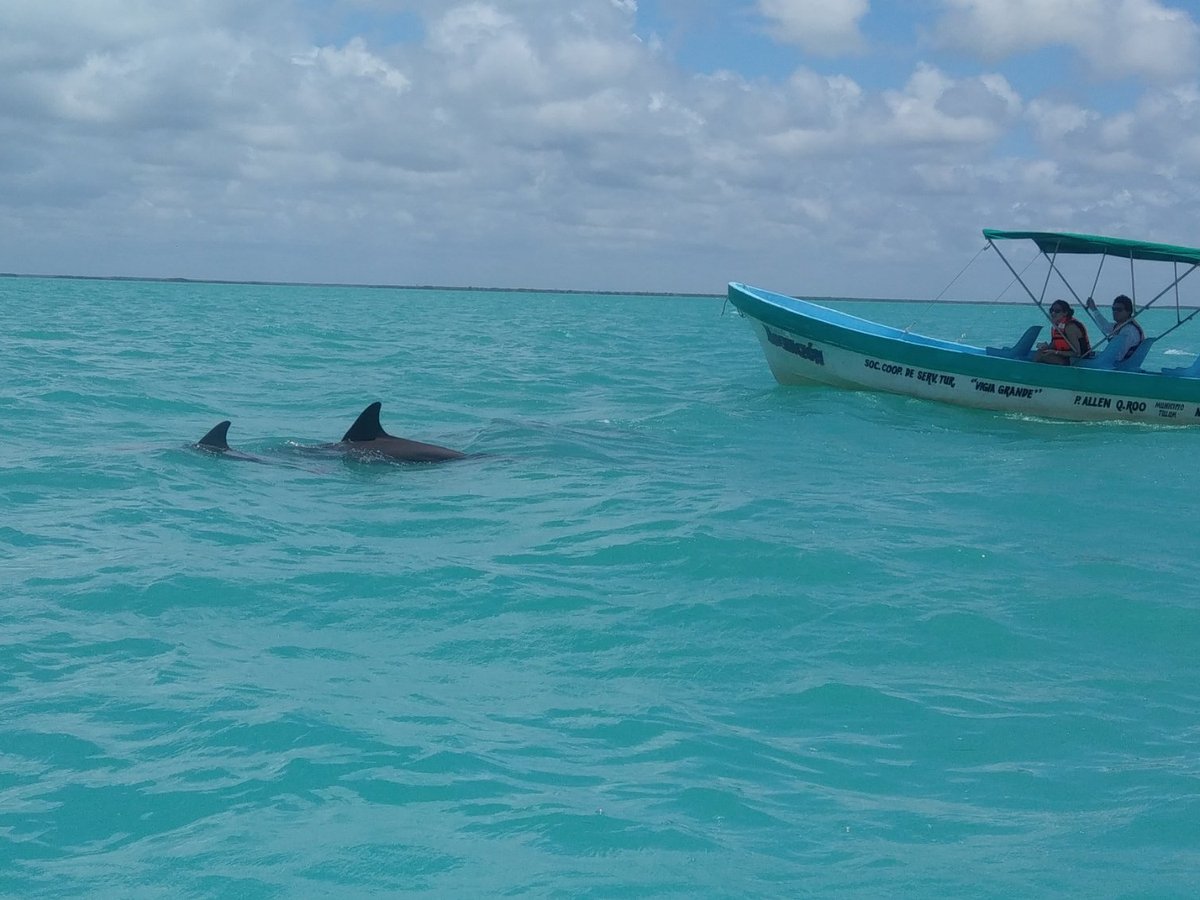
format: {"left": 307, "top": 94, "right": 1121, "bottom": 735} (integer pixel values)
{"left": 984, "top": 229, "right": 1200, "bottom": 267}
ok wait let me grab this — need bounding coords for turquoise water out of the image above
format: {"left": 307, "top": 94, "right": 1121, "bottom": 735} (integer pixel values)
{"left": 2, "top": 276, "right": 1198, "bottom": 897}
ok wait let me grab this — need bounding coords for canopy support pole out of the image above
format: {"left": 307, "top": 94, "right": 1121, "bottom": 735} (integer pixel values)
{"left": 987, "top": 238, "right": 1046, "bottom": 316}
{"left": 1081, "top": 253, "right": 1107, "bottom": 328}
{"left": 1047, "top": 251, "right": 1095, "bottom": 317}
{"left": 1132, "top": 263, "right": 1200, "bottom": 345}
{"left": 1130, "top": 252, "right": 1136, "bottom": 307}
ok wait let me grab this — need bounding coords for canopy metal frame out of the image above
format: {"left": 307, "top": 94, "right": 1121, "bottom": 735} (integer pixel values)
{"left": 985, "top": 231, "right": 1200, "bottom": 350}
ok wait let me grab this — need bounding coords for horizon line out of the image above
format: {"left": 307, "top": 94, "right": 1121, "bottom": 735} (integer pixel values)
{"left": 0, "top": 271, "right": 1008, "bottom": 304}
{"left": 0, "top": 271, "right": 725, "bottom": 299}
{"left": 9, "top": 271, "right": 1187, "bottom": 307}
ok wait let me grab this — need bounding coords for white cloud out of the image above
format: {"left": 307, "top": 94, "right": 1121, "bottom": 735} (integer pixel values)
{"left": 757, "top": 0, "right": 870, "bottom": 55}
{"left": 876, "top": 65, "right": 1019, "bottom": 145}
{"left": 428, "top": 3, "right": 517, "bottom": 54}
{"left": 1025, "top": 82, "right": 1200, "bottom": 179}
{"left": 294, "top": 38, "right": 410, "bottom": 95}
{"left": 1026, "top": 98, "right": 1100, "bottom": 144}
{"left": 936, "top": 0, "right": 1200, "bottom": 82}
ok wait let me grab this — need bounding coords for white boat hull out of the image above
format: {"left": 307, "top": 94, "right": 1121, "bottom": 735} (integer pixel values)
{"left": 728, "top": 282, "right": 1200, "bottom": 426}
{"left": 750, "top": 320, "right": 1195, "bottom": 424}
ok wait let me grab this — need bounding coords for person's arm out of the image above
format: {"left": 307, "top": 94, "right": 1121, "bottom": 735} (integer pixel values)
{"left": 1086, "top": 298, "right": 1115, "bottom": 335}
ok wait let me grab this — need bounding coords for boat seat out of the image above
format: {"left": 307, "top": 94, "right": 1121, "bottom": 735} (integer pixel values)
{"left": 1161, "top": 351, "right": 1200, "bottom": 378}
{"left": 986, "top": 325, "right": 1042, "bottom": 359}
{"left": 1078, "top": 337, "right": 1154, "bottom": 371}
{"left": 1115, "top": 337, "right": 1154, "bottom": 371}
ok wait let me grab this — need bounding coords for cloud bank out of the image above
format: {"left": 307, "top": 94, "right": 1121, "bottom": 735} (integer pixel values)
{"left": 1, "top": 0, "right": 1199, "bottom": 295}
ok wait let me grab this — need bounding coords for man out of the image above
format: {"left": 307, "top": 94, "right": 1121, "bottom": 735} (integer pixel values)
{"left": 1035, "top": 299, "right": 1091, "bottom": 365}
{"left": 1085, "top": 294, "right": 1144, "bottom": 363}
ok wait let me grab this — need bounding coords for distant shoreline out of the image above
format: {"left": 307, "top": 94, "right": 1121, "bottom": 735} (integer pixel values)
{"left": 0, "top": 270, "right": 919, "bottom": 302}
{"left": 0, "top": 271, "right": 723, "bottom": 299}
{"left": 5, "top": 272, "right": 1194, "bottom": 306}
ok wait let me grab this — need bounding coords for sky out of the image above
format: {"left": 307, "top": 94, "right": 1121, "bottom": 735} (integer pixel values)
{"left": 3, "top": 0, "right": 1200, "bottom": 296}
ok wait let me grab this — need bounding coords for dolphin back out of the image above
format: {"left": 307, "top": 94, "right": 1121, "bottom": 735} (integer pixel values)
{"left": 342, "top": 402, "right": 391, "bottom": 442}
{"left": 337, "top": 401, "right": 466, "bottom": 461}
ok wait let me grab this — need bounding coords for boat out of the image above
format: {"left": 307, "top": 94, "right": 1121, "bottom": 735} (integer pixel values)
{"left": 728, "top": 229, "right": 1200, "bottom": 425}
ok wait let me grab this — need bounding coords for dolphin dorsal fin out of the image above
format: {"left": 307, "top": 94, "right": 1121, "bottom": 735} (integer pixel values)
{"left": 198, "top": 421, "right": 232, "bottom": 451}
{"left": 342, "top": 402, "right": 393, "bottom": 442}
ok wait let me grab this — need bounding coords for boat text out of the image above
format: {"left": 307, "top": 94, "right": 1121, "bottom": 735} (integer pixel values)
{"left": 1072, "top": 395, "right": 1154, "bottom": 415}
{"left": 1155, "top": 401, "right": 1185, "bottom": 419}
{"left": 864, "top": 359, "right": 956, "bottom": 388}
{"left": 765, "top": 328, "right": 825, "bottom": 366}
{"left": 970, "top": 379, "right": 1042, "bottom": 400}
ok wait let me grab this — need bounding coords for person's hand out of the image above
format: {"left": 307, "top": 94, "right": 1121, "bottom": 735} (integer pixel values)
{"left": 1085, "top": 296, "right": 1097, "bottom": 311}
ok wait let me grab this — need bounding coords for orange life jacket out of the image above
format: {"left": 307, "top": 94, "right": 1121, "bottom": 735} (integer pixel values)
{"left": 1051, "top": 317, "right": 1091, "bottom": 356}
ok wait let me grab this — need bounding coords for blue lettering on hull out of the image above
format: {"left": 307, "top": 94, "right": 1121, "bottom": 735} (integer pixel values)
{"left": 765, "top": 327, "right": 825, "bottom": 366}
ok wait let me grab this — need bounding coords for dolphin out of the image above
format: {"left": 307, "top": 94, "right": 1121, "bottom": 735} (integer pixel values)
{"left": 335, "top": 402, "right": 467, "bottom": 462}
{"left": 193, "top": 420, "right": 270, "bottom": 463}
{"left": 193, "top": 403, "right": 467, "bottom": 465}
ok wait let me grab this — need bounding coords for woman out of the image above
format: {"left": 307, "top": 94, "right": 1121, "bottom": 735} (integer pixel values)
{"left": 1035, "top": 299, "right": 1092, "bottom": 365}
